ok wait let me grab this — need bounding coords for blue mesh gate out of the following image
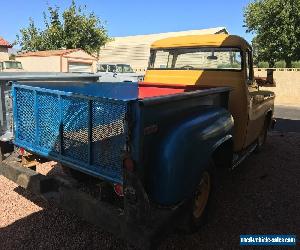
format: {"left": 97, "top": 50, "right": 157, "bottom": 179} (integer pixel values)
{"left": 13, "top": 84, "right": 129, "bottom": 183}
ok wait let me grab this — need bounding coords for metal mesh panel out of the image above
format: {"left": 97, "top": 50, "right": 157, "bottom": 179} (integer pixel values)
{"left": 92, "top": 100, "right": 127, "bottom": 179}
{"left": 15, "top": 88, "right": 35, "bottom": 143}
{"left": 37, "top": 93, "right": 60, "bottom": 153}
{"left": 62, "top": 96, "right": 89, "bottom": 164}
{"left": 13, "top": 86, "right": 128, "bottom": 183}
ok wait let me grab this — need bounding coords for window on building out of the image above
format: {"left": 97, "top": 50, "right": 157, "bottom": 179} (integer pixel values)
{"left": 3, "top": 61, "right": 23, "bottom": 69}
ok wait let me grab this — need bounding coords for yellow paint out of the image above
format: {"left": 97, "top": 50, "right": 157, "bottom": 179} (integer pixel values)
{"left": 151, "top": 34, "right": 250, "bottom": 50}
{"left": 145, "top": 35, "right": 275, "bottom": 152}
{"left": 145, "top": 70, "right": 249, "bottom": 151}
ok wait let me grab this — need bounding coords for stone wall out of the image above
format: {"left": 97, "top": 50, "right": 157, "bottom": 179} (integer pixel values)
{"left": 254, "top": 68, "right": 300, "bottom": 106}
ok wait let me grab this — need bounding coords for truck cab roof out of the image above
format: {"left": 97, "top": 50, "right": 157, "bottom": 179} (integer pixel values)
{"left": 151, "top": 34, "right": 251, "bottom": 50}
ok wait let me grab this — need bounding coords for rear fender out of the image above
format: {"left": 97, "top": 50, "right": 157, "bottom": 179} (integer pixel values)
{"left": 148, "top": 107, "right": 233, "bottom": 206}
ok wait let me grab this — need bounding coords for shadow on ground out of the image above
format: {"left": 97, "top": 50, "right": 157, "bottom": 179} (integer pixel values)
{"left": 0, "top": 186, "right": 131, "bottom": 250}
{"left": 0, "top": 132, "right": 299, "bottom": 250}
{"left": 274, "top": 118, "right": 300, "bottom": 133}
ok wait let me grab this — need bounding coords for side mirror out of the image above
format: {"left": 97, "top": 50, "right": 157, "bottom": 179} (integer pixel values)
{"left": 254, "top": 69, "right": 276, "bottom": 87}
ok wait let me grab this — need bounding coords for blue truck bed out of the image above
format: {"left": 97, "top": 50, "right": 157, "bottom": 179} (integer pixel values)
{"left": 12, "top": 82, "right": 233, "bottom": 203}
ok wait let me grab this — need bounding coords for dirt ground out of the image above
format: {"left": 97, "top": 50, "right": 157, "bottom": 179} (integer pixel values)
{"left": 0, "top": 132, "right": 299, "bottom": 250}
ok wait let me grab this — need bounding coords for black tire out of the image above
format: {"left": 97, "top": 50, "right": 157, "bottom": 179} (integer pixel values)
{"left": 185, "top": 162, "right": 215, "bottom": 233}
{"left": 61, "top": 165, "right": 91, "bottom": 182}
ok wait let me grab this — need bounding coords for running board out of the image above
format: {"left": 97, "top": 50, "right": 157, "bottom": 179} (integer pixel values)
{"left": 232, "top": 143, "right": 257, "bottom": 170}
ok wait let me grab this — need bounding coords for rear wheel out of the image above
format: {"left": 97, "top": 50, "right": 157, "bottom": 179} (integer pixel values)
{"left": 193, "top": 171, "right": 211, "bottom": 219}
{"left": 186, "top": 164, "right": 214, "bottom": 233}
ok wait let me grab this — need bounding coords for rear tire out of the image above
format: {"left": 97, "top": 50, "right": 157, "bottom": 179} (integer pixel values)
{"left": 186, "top": 163, "right": 215, "bottom": 233}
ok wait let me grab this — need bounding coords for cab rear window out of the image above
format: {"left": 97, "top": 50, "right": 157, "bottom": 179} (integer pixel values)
{"left": 149, "top": 47, "right": 242, "bottom": 71}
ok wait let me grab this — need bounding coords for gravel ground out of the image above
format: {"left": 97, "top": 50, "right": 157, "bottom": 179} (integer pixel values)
{"left": 0, "top": 132, "right": 299, "bottom": 249}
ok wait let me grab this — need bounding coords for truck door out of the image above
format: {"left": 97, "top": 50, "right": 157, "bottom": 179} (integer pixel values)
{"left": 244, "top": 50, "right": 266, "bottom": 147}
{"left": 107, "top": 65, "right": 119, "bottom": 82}
{"left": 98, "top": 64, "right": 118, "bottom": 82}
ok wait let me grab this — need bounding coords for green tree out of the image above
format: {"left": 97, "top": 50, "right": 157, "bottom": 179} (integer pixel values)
{"left": 274, "top": 60, "right": 286, "bottom": 68}
{"left": 291, "top": 61, "right": 300, "bottom": 68}
{"left": 17, "top": 18, "right": 44, "bottom": 51}
{"left": 244, "top": 0, "right": 300, "bottom": 67}
{"left": 257, "top": 61, "right": 269, "bottom": 68}
{"left": 16, "top": 1, "right": 110, "bottom": 57}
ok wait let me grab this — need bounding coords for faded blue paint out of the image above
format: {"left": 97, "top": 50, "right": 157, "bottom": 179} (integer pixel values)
{"left": 147, "top": 107, "right": 233, "bottom": 205}
{"left": 17, "top": 81, "right": 139, "bottom": 101}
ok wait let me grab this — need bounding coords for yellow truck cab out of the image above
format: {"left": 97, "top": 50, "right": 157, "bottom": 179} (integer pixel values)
{"left": 145, "top": 34, "right": 275, "bottom": 152}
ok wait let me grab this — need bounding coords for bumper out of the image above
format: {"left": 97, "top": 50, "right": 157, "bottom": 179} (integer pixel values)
{"left": 0, "top": 160, "right": 176, "bottom": 248}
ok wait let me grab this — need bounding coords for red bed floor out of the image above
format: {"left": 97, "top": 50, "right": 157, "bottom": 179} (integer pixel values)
{"left": 138, "top": 82, "right": 205, "bottom": 99}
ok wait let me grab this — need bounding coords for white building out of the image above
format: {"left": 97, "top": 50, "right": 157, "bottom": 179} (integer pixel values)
{"left": 99, "top": 27, "right": 228, "bottom": 72}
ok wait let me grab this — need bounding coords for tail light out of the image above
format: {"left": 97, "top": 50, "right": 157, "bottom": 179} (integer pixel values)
{"left": 19, "top": 147, "right": 25, "bottom": 155}
{"left": 116, "top": 157, "right": 134, "bottom": 197}
{"left": 113, "top": 184, "right": 124, "bottom": 197}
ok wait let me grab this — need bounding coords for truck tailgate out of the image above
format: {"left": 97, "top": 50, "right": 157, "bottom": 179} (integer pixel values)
{"left": 12, "top": 84, "right": 129, "bottom": 183}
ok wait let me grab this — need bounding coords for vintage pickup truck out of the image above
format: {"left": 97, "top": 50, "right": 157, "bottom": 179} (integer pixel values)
{"left": 97, "top": 63, "right": 144, "bottom": 82}
{"left": 0, "top": 35, "right": 275, "bottom": 248}
{"left": 145, "top": 34, "right": 276, "bottom": 154}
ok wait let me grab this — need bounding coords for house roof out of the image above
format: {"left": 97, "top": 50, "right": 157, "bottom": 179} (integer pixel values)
{"left": 17, "top": 48, "right": 82, "bottom": 57}
{"left": 0, "top": 36, "right": 12, "bottom": 48}
{"left": 151, "top": 34, "right": 250, "bottom": 50}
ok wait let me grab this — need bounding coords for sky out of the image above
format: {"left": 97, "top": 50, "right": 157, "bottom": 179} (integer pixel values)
{"left": 0, "top": 0, "right": 254, "bottom": 46}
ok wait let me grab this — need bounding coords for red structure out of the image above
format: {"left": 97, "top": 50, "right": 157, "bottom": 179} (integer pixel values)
{"left": 0, "top": 36, "right": 12, "bottom": 48}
